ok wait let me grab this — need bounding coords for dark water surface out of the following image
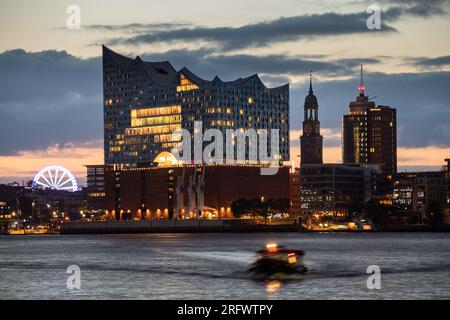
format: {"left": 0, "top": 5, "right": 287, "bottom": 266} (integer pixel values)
{"left": 1, "top": 232, "right": 449, "bottom": 299}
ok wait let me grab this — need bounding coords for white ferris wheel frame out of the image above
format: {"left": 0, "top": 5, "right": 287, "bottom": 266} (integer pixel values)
{"left": 32, "top": 165, "right": 78, "bottom": 192}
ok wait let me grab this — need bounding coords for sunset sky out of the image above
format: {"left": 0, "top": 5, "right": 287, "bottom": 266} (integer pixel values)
{"left": 1, "top": 0, "right": 450, "bottom": 185}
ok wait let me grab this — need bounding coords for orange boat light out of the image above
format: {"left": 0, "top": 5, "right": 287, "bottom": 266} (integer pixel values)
{"left": 266, "top": 243, "right": 278, "bottom": 253}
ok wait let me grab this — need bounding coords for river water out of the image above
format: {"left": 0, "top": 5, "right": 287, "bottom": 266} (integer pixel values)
{"left": 1, "top": 232, "right": 449, "bottom": 299}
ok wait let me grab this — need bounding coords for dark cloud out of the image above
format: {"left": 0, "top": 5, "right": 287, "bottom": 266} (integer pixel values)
{"left": 0, "top": 49, "right": 102, "bottom": 155}
{"left": 1, "top": 48, "right": 449, "bottom": 157}
{"left": 83, "top": 22, "right": 192, "bottom": 33}
{"left": 383, "top": 1, "right": 448, "bottom": 20}
{"left": 107, "top": 12, "right": 396, "bottom": 50}
{"left": 103, "top": 1, "right": 448, "bottom": 50}
{"left": 358, "top": 0, "right": 450, "bottom": 20}
{"left": 407, "top": 55, "right": 450, "bottom": 67}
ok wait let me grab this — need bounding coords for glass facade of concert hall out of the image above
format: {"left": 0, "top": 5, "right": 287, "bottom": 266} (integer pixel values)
{"left": 103, "top": 46, "right": 290, "bottom": 166}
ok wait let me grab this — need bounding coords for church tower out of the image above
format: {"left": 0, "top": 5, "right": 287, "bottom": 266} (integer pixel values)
{"left": 300, "top": 72, "right": 323, "bottom": 164}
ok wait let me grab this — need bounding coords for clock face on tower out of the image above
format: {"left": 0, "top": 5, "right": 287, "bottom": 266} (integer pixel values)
{"left": 304, "top": 124, "right": 312, "bottom": 134}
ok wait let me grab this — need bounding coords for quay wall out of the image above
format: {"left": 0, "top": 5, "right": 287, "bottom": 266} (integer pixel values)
{"left": 60, "top": 219, "right": 300, "bottom": 234}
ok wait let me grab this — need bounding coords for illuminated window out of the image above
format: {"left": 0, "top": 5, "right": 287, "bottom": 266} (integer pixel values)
{"left": 88, "top": 192, "right": 106, "bottom": 198}
{"left": 176, "top": 74, "right": 199, "bottom": 92}
{"left": 248, "top": 97, "right": 254, "bottom": 104}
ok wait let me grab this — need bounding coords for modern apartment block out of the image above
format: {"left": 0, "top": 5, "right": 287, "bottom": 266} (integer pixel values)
{"left": 102, "top": 46, "right": 290, "bottom": 166}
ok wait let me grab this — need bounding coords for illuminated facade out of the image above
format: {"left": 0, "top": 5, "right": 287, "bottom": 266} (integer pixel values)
{"left": 103, "top": 46, "right": 290, "bottom": 166}
{"left": 342, "top": 66, "right": 397, "bottom": 175}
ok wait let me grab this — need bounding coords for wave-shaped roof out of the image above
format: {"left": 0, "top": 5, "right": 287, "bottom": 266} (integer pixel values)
{"left": 103, "top": 45, "right": 288, "bottom": 91}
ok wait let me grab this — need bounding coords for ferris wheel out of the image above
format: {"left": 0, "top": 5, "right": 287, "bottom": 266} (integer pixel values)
{"left": 32, "top": 165, "right": 78, "bottom": 192}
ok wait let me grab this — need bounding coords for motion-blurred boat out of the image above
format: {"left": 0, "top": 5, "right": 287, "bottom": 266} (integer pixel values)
{"left": 248, "top": 243, "right": 308, "bottom": 280}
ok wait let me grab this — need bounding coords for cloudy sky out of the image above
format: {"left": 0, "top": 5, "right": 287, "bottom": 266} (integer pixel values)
{"left": 1, "top": 0, "right": 450, "bottom": 184}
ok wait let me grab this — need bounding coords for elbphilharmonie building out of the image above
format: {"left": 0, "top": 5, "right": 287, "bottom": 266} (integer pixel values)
{"left": 102, "top": 45, "right": 290, "bottom": 166}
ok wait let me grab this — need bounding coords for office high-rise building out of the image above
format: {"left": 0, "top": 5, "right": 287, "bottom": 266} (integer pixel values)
{"left": 300, "top": 73, "right": 323, "bottom": 164}
{"left": 300, "top": 163, "right": 377, "bottom": 214}
{"left": 342, "top": 66, "right": 397, "bottom": 175}
{"left": 102, "top": 46, "right": 290, "bottom": 166}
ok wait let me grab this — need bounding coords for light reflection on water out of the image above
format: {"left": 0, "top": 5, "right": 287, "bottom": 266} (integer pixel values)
{"left": 0, "top": 232, "right": 449, "bottom": 299}
{"left": 265, "top": 280, "right": 282, "bottom": 294}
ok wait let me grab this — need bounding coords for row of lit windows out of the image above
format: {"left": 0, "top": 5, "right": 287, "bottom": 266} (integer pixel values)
{"left": 124, "top": 137, "right": 141, "bottom": 145}
{"left": 161, "top": 142, "right": 179, "bottom": 149}
{"left": 177, "top": 84, "right": 199, "bottom": 92}
{"left": 131, "top": 115, "right": 182, "bottom": 127}
{"left": 88, "top": 192, "right": 106, "bottom": 198}
{"left": 153, "top": 133, "right": 182, "bottom": 143}
{"left": 132, "top": 105, "right": 181, "bottom": 118}
{"left": 210, "top": 120, "right": 235, "bottom": 126}
{"left": 206, "top": 107, "right": 232, "bottom": 114}
{"left": 125, "top": 124, "right": 182, "bottom": 136}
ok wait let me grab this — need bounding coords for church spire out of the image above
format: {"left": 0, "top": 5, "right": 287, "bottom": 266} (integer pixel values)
{"left": 300, "top": 70, "right": 323, "bottom": 165}
{"left": 358, "top": 64, "right": 365, "bottom": 96}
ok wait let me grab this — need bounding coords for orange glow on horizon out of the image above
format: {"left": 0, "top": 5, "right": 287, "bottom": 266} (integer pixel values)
{"left": 0, "top": 144, "right": 103, "bottom": 185}
{"left": 290, "top": 145, "right": 450, "bottom": 170}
